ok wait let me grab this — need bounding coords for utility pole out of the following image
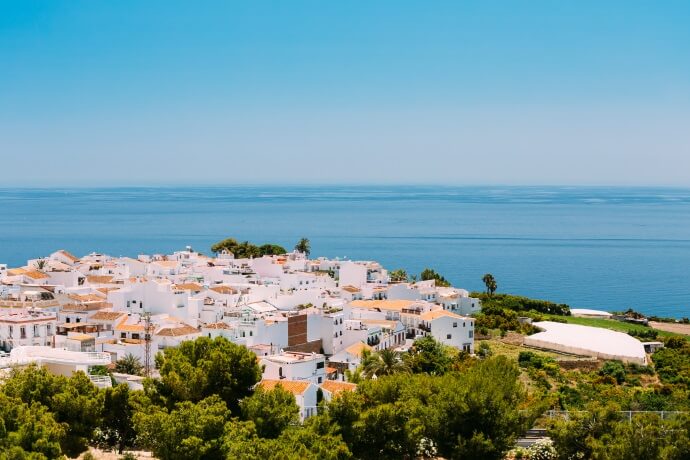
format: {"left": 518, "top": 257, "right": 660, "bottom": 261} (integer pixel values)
{"left": 143, "top": 311, "right": 152, "bottom": 378}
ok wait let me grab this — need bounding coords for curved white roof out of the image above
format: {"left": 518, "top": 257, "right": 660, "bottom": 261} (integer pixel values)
{"left": 525, "top": 321, "right": 647, "bottom": 365}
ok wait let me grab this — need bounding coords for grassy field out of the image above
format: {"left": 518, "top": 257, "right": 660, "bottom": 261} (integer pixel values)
{"left": 543, "top": 314, "right": 679, "bottom": 338}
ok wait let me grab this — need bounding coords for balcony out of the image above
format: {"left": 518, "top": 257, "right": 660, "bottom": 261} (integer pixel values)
{"left": 418, "top": 323, "right": 431, "bottom": 333}
{"left": 88, "top": 374, "right": 113, "bottom": 389}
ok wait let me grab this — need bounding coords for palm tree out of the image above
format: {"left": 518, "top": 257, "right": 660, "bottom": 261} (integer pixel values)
{"left": 295, "top": 238, "right": 311, "bottom": 257}
{"left": 114, "top": 353, "right": 144, "bottom": 376}
{"left": 36, "top": 259, "right": 47, "bottom": 270}
{"left": 363, "top": 349, "right": 409, "bottom": 379}
{"left": 482, "top": 273, "right": 497, "bottom": 296}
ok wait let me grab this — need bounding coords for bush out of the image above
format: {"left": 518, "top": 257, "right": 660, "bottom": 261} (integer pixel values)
{"left": 477, "top": 342, "right": 492, "bottom": 359}
{"left": 600, "top": 361, "right": 626, "bottom": 384}
{"left": 518, "top": 352, "right": 559, "bottom": 378}
{"left": 471, "top": 292, "right": 571, "bottom": 316}
{"left": 628, "top": 329, "right": 658, "bottom": 340}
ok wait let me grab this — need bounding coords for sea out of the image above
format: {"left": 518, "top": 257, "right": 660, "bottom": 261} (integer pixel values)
{"left": 1, "top": 186, "right": 689, "bottom": 319}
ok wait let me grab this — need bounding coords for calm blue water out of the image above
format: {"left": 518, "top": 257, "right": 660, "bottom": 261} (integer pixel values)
{"left": 1, "top": 186, "right": 689, "bottom": 318}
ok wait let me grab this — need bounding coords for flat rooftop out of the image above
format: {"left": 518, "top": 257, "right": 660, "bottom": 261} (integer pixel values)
{"left": 525, "top": 321, "right": 647, "bottom": 365}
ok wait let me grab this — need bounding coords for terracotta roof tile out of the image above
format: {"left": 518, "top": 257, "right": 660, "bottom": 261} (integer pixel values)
{"left": 320, "top": 380, "right": 357, "bottom": 395}
{"left": 259, "top": 379, "right": 311, "bottom": 395}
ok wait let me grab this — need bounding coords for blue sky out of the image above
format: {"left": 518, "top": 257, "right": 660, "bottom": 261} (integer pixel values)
{"left": 1, "top": 1, "right": 689, "bottom": 186}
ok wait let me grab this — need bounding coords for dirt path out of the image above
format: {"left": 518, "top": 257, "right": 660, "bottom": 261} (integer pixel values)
{"left": 650, "top": 321, "right": 690, "bottom": 336}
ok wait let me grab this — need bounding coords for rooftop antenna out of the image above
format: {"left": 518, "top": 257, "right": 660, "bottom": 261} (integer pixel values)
{"left": 143, "top": 311, "right": 152, "bottom": 378}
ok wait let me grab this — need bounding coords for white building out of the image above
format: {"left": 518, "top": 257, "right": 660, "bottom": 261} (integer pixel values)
{"left": 260, "top": 351, "right": 327, "bottom": 385}
{"left": 0, "top": 311, "right": 57, "bottom": 351}
{"left": 416, "top": 310, "right": 474, "bottom": 353}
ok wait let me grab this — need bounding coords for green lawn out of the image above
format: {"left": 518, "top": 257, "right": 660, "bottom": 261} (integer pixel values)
{"left": 543, "top": 314, "right": 679, "bottom": 338}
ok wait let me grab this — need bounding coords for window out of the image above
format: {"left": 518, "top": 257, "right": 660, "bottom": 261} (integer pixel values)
{"left": 132, "top": 333, "right": 140, "bottom": 340}
{"left": 318, "top": 376, "right": 323, "bottom": 383}
{"left": 8, "top": 326, "right": 13, "bottom": 337}
{"left": 66, "top": 318, "right": 71, "bottom": 323}
{"left": 446, "top": 334, "right": 451, "bottom": 340}
{"left": 20, "top": 327, "right": 26, "bottom": 339}
{"left": 76, "top": 318, "right": 81, "bottom": 323}
{"left": 33, "top": 325, "right": 39, "bottom": 337}
{"left": 469, "top": 330, "right": 474, "bottom": 338}
{"left": 121, "top": 333, "right": 126, "bottom": 339}
{"left": 453, "top": 322, "right": 457, "bottom": 328}
{"left": 463, "top": 322, "right": 466, "bottom": 327}
{"left": 316, "top": 361, "right": 325, "bottom": 369}
{"left": 46, "top": 325, "right": 52, "bottom": 335}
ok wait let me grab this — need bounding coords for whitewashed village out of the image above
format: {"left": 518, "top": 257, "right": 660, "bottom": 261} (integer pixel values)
{"left": 0, "top": 243, "right": 480, "bottom": 421}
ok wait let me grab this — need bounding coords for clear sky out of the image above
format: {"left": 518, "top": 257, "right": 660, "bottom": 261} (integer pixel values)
{"left": 1, "top": 1, "right": 689, "bottom": 186}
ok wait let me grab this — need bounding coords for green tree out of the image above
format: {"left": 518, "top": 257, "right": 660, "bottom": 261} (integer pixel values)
{"left": 134, "top": 395, "right": 229, "bottom": 460}
{"left": 211, "top": 238, "right": 286, "bottom": 258}
{"left": 114, "top": 354, "right": 143, "bottom": 376}
{"left": 100, "top": 384, "right": 136, "bottom": 454}
{"left": 0, "top": 392, "right": 65, "bottom": 459}
{"left": 2, "top": 366, "right": 102, "bottom": 457}
{"left": 388, "top": 269, "right": 408, "bottom": 283}
{"left": 482, "top": 273, "right": 497, "bottom": 296}
{"left": 258, "top": 244, "right": 287, "bottom": 256}
{"left": 211, "top": 237, "right": 240, "bottom": 255}
{"left": 419, "top": 268, "right": 451, "bottom": 287}
{"left": 548, "top": 403, "right": 624, "bottom": 460}
{"left": 405, "top": 336, "right": 451, "bottom": 375}
{"left": 295, "top": 238, "right": 311, "bottom": 257}
{"left": 362, "top": 349, "right": 409, "bottom": 379}
{"left": 240, "top": 386, "right": 299, "bottom": 439}
{"left": 433, "top": 356, "right": 535, "bottom": 459}
{"left": 222, "top": 418, "right": 352, "bottom": 460}
{"left": 154, "top": 336, "right": 262, "bottom": 413}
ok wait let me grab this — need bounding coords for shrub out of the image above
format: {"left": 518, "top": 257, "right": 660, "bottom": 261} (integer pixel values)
{"left": 600, "top": 361, "right": 626, "bottom": 384}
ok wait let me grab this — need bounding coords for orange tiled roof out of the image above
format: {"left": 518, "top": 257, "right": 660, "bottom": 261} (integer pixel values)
{"left": 155, "top": 324, "right": 199, "bottom": 337}
{"left": 419, "top": 310, "right": 465, "bottom": 321}
{"left": 67, "top": 293, "right": 105, "bottom": 303}
{"left": 350, "top": 300, "right": 416, "bottom": 311}
{"left": 86, "top": 275, "right": 115, "bottom": 284}
{"left": 114, "top": 318, "right": 145, "bottom": 332}
{"left": 174, "top": 283, "right": 203, "bottom": 291}
{"left": 344, "top": 342, "right": 372, "bottom": 358}
{"left": 58, "top": 250, "right": 80, "bottom": 262}
{"left": 210, "top": 286, "right": 237, "bottom": 295}
{"left": 24, "top": 270, "right": 49, "bottom": 280}
{"left": 90, "top": 311, "right": 126, "bottom": 321}
{"left": 321, "top": 380, "right": 357, "bottom": 395}
{"left": 259, "top": 379, "right": 311, "bottom": 395}
{"left": 61, "top": 302, "right": 110, "bottom": 312}
{"left": 203, "top": 322, "right": 231, "bottom": 330}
